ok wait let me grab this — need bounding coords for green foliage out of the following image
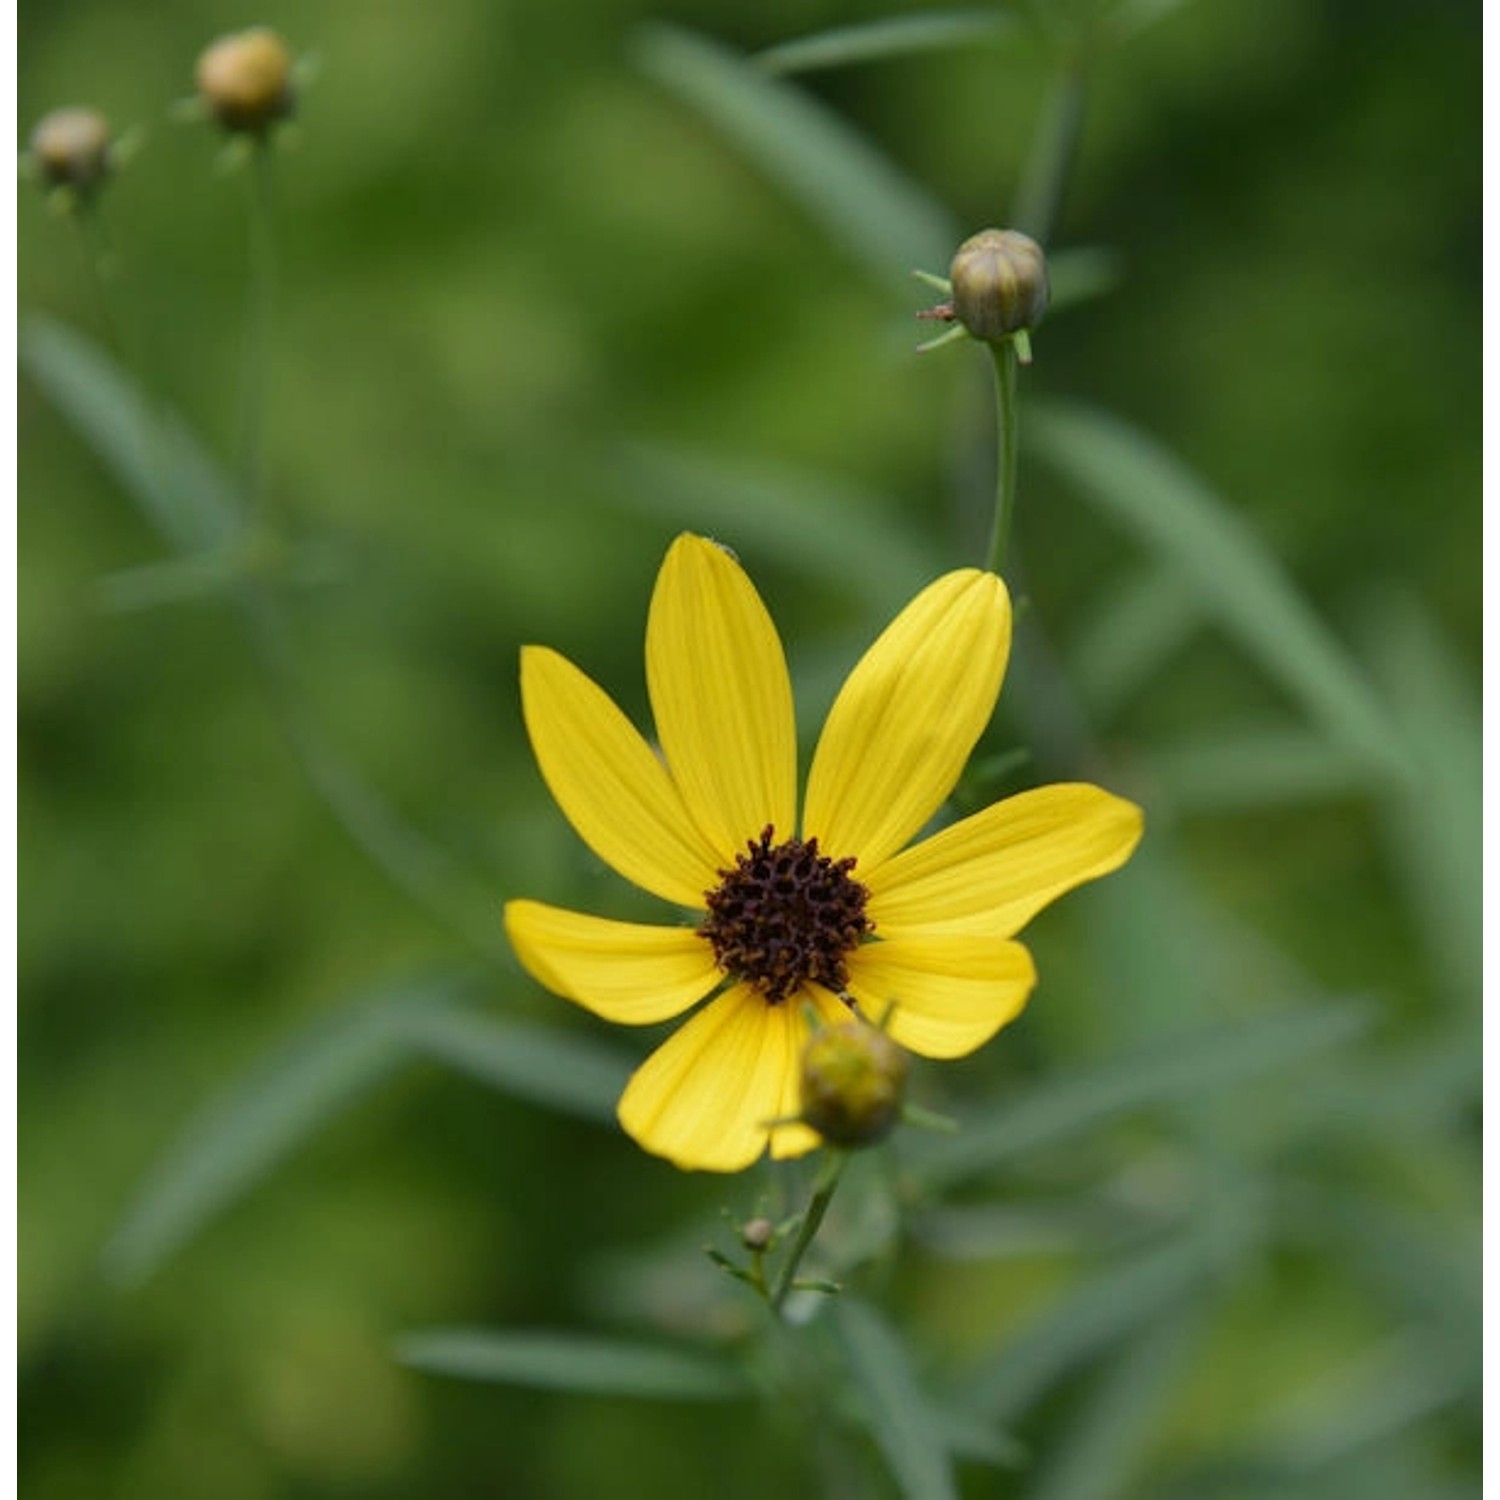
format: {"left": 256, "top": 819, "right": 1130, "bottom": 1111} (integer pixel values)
{"left": 19, "top": 0, "right": 1477, "bottom": 1497}
{"left": 395, "top": 1329, "right": 752, "bottom": 1401}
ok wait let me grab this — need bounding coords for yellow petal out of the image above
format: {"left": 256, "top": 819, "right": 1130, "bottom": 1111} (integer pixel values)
{"left": 503, "top": 900, "right": 722, "bottom": 1024}
{"left": 520, "top": 645, "right": 722, "bottom": 908}
{"left": 845, "top": 935, "right": 1035, "bottom": 1059}
{"left": 866, "top": 784, "right": 1144, "bottom": 940}
{"left": 646, "top": 535, "right": 797, "bottom": 861}
{"left": 617, "top": 984, "right": 807, "bottom": 1172}
{"left": 803, "top": 570, "right": 1011, "bottom": 874}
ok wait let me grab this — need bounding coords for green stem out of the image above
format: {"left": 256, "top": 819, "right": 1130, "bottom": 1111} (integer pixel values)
{"left": 770, "top": 1149, "right": 847, "bottom": 1314}
{"left": 239, "top": 141, "right": 277, "bottom": 527}
{"left": 73, "top": 204, "right": 123, "bottom": 358}
{"left": 982, "top": 339, "right": 1019, "bottom": 577}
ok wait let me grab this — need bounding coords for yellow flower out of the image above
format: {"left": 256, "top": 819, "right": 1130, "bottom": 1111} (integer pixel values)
{"left": 504, "top": 534, "right": 1143, "bottom": 1172}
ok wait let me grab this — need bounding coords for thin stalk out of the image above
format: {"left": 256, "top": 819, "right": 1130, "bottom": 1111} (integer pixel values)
{"left": 982, "top": 339, "right": 1020, "bottom": 577}
{"left": 239, "top": 140, "right": 277, "bottom": 526}
{"left": 770, "top": 1149, "right": 847, "bottom": 1314}
{"left": 73, "top": 204, "right": 123, "bottom": 358}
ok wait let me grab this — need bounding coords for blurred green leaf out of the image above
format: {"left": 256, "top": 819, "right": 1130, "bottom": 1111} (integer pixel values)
{"left": 1359, "top": 590, "right": 1481, "bottom": 1011}
{"left": 1258, "top": 1333, "right": 1471, "bottom": 1475}
{"left": 755, "top": 11, "right": 1016, "bottom": 74}
{"left": 909, "top": 1000, "right": 1370, "bottom": 1190}
{"left": 1299, "top": 1192, "right": 1479, "bottom": 1375}
{"left": 396, "top": 1328, "right": 751, "bottom": 1401}
{"left": 616, "top": 443, "right": 940, "bottom": 609}
{"left": 1029, "top": 401, "right": 1410, "bottom": 782}
{"left": 636, "top": 25, "right": 956, "bottom": 284}
{"left": 835, "top": 1297, "right": 958, "bottom": 1500}
{"left": 1040, "top": 247, "right": 1125, "bottom": 319}
{"left": 21, "top": 314, "right": 240, "bottom": 552}
{"left": 1022, "top": 1305, "right": 1200, "bottom": 1500}
{"left": 1070, "top": 564, "right": 1202, "bottom": 720}
{"left": 954, "top": 1218, "right": 1239, "bottom": 1426}
{"left": 1136, "top": 726, "right": 1377, "bottom": 816}
{"left": 399, "top": 1004, "right": 631, "bottom": 1123}
{"left": 101, "top": 981, "right": 457, "bottom": 1287}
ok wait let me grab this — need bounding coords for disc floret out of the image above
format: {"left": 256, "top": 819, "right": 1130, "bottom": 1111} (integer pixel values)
{"left": 699, "top": 827, "right": 873, "bottom": 1003}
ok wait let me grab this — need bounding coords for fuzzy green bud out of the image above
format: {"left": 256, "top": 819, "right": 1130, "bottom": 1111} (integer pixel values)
{"left": 799, "top": 1023, "right": 909, "bottom": 1149}
{"left": 949, "top": 229, "right": 1049, "bottom": 342}
{"left": 29, "top": 107, "right": 112, "bottom": 193}
{"left": 195, "top": 27, "right": 295, "bottom": 134}
{"left": 740, "top": 1217, "right": 775, "bottom": 1252}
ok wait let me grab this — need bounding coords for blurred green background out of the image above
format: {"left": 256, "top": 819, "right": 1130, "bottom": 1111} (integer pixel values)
{"left": 19, "top": 0, "right": 1479, "bottom": 1496}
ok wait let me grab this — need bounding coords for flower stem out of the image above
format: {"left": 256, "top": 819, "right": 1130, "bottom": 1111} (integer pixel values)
{"left": 770, "top": 1149, "right": 847, "bottom": 1314}
{"left": 982, "top": 338, "right": 1019, "bottom": 577}
{"left": 239, "top": 140, "right": 277, "bottom": 527}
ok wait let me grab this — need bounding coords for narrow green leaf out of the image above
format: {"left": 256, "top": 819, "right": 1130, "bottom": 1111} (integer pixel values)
{"left": 1260, "top": 1334, "right": 1471, "bottom": 1474}
{"left": 1021, "top": 1307, "right": 1200, "bottom": 1500}
{"left": 21, "top": 314, "right": 240, "bottom": 552}
{"left": 1137, "top": 726, "right": 1377, "bottom": 816}
{"left": 101, "top": 980, "right": 464, "bottom": 1286}
{"left": 1043, "top": 247, "right": 1124, "bottom": 319}
{"left": 835, "top": 1298, "right": 958, "bottom": 1500}
{"left": 1358, "top": 591, "right": 1481, "bottom": 1012}
{"left": 636, "top": 25, "right": 956, "bottom": 283}
{"left": 396, "top": 1328, "right": 750, "bottom": 1401}
{"left": 1028, "top": 400, "right": 1409, "bottom": 781}
{"left": 1070, "top": 564, "right": 1202, "bottom": 720}
{"left": 615, "top": 443, "right": 941, "bottom": 609}
{"left": 398, "top": 1004, "right": 631, "bottom": 1123}
{"left": 909, "top": 1002, "right": 1369, "bottom": 1191}
{"left": 755, "top": 11, "right": 1015, "bottom": 74}
{"left": 955, "top": 1221, "right": 1237, "bottom": 1426}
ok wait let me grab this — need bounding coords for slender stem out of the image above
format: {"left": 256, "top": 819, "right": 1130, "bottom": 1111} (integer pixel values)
{"left": 770, "top": 1150, "right": 847, "bottom": 1313}
{"left": 982, "top": 339, "right": 1019, "bottom": 577}
{"left": 73, "top": 204, "right": 123, "bottom": 357}
{"left": 239, "top": 140, "right": 277, "bottom": 527}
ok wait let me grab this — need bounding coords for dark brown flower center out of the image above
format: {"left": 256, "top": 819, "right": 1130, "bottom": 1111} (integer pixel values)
{"left": 698, "top": 826, "right": 873, "bottom": 1004}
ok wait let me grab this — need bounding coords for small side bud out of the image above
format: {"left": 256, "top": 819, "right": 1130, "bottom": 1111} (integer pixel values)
{"left": 799, "top": 1023, "right": 909, "bottom": 1149}
{"left": 28, "top": 107, "right": 113, "bottom": 194}
{"left": 195, "top": 27, "right": 295, "bottom": 135}
{"left": 740, "top": 1217, "right": 775, "bottom": 1252}
{"left": 949, "top": 229, "right": 1049, "bottom": 342}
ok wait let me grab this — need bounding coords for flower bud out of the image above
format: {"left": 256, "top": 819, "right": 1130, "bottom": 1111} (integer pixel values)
{"left": 740, "top": 1217, "right": 775, "bottom": 1252}
{"left": 799, "top": 1023, "right": 909, "bottom": 1149}
{"left": 195, "top": 27, "right": 295, "bottom": 134}
{"left": 949, "top": 229, "right": 1049, "bottom": 342}
{"left": 29, "top": 107, "right": 112, "bottom": 192}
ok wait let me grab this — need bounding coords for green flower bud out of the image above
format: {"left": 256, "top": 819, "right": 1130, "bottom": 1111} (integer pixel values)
{"left": 799, "top": 1023, "right": 909, "bottom": 1149}
{"left": 740, "top": 1217, "right": 775, "bottom": 1252}
{"left": 195, "top": 27, "right": 295, "bottom": 134}
{"left": 29, "top": 107, "right": 112, "bottom": 193}
{"left": 949, "top": 229, "right": 1049, "bottom": 342}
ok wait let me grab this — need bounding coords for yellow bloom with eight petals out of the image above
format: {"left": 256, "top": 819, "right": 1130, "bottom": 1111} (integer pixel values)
{"left": 505, "top": 535, "right": 1143, "bottom": 1172}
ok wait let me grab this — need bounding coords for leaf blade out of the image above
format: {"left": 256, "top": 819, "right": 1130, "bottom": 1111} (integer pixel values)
{"left": 396, "top": 1328, "right": 751, "bottom": 1402}
{"left": 755, "top": 11, "right": 1016, "bottom": 75}
{"left": 398, "top": 1004, "right": 632, "bottom": 1123}
{"left": 21, "top": 314, "right": 241, "bottom": 552}
{"left": 835, "top": 1297, "right": 959, "bottom": 1500}
{"left": 636, "top": 25, "right": 956, "bottom": 284}
{"left": 909, "top": 1001, "right": 1370, "bottom": 1191}
{"left": 1028, "top": 400, "right": 1409, "bottom": 781}
{"left": 100, "top": 979, "right": 463, "bottom": 1286}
